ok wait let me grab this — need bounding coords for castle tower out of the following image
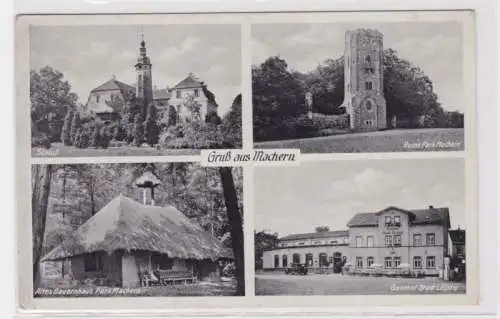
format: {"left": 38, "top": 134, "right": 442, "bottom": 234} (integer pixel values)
{"left": 341, "top": 29, "right": 387, "bottom": 131}
{"left": 135, "top": 33, "right": 153, "bottom": 107}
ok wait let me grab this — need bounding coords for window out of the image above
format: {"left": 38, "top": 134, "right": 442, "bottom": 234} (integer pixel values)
{"left": 365, "top": 81, "right": 373, "bottom": 90}
{"left": 194, "top": 88, "right": 199, "bottom": 97}
{"left": 367, "top": 236, "right": 375, "bottom": 247}
{"left": 274, "top": 255, "right": 280, "bottom": 268}
{"left": 365, "top": 100, "right": 373, "bottom": 110}
{"left": 426, "top": 256, "right": 436, "bottom": 269}
{"left": 355, "top": 236, "right": 363, "bottom": 247}
{"left": 292, "top": 253, "right": 301, "bottom": 264}
{"left": 413, "top": 256, "right": 422, "bottom": 269}
{"left": 385, "top": 216, "right": 392, "bottom": 226}
{"left": 365, "top": 55, "right": 371, "bottom": 63}
{"left": 367, "top": 256, "right": 374, "bottom": 267}
{"left": 305, "top": 253, "right": 313, "bottom": 266}
{"left": 84, "top": 252, "right": 103, "bottom": 272}
{"left": 393, "top": 235, "right": 402, "bottom": 247}
{"left": 413, "top": 234, "right": 422, "bottom": 246}
{"left": 347, "top": 84, "right": 351, "bottom": 92}
{"left": 385, "top": 235, "right": 393, "bottom": 247}
{"left": 426, "top": 233, "right": 436, "bottom": 246}
{"left": 176, "top": 90, "right": 181, "bottom": 98}
{"left": 356, "top": 257, "right": 363, "bottom": 268}
{"left": 456, "top": 245, "right": 465, "bottom": 257}
{"left": 394, "top": 216, "right": 401, "bottom": 226}
{"left": 384, "top": 257, "right": 392, "bottom": 269}
{"left": 364, "top": 67, "right": 374, "bottom": 74}
{"left": 96, "top": 95, "right": 100, "bottom": 103}
{"left": 365, "top": 120, "right": 373, "bottom": 126}
{"left": 393, "top": 256, "right": 401, "bottom": 268}
{"left": 282, "top": 255, "right": 288, "bottom": 267}
{"left": 319, "top": 253, "right": 328, "bottom": 267}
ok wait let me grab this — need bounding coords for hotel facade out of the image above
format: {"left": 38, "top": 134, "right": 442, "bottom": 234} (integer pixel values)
{"left": 262, "top": 206, "right": 458, "bottom": 276}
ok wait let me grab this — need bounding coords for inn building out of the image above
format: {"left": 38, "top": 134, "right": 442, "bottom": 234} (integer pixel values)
{"left": 262, "top": 206, "right": 461, "bottom": 276}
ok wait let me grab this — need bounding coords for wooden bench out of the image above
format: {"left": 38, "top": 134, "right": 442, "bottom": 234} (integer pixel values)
{"left": 139, "top": 270, "right": 159, "bottom": 287}
{"left": 154, "top": 270, "right": 198, "bottom": 285}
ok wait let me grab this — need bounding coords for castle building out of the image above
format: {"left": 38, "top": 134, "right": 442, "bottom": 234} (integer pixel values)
{"left": 84, "top": 35, "right": 218, "bottom": 123}
{"left": 262, "top": 206, "right": 462, "bottom": 276}
{"left": 340, "top": 29, "right": 387, "bottom": 132}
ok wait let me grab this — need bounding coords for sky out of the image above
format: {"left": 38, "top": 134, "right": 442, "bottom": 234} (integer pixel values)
{"left": 252, "top": 22, "right": 464, "bottom": 113}
{"left": 30, "top": 24, "right": 241, "bottom": 115}
{"left": 254, "top": 158, "right": 465, "bottom": 237}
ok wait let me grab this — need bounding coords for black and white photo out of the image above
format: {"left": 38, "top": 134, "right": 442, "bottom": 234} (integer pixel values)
{"left": 252, "top": 22, "right": 468, "bottom": 153}
{"left": 30, "top": 24, "right": 242, "bottom": 157}
{"left": 32, "top": 163, "right": 244, "bottom": 297}
{"left": 254, "top": 159, "right": 467, "bottom": 295}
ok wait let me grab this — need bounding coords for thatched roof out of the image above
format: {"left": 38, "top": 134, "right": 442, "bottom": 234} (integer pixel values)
{"left": 42, "top": 195, "right": 233, "bottom": 262}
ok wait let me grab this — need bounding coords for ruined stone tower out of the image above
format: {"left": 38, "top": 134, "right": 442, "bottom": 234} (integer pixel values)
{"left": 341, "top": 29, "right": 387, "bottom": 131}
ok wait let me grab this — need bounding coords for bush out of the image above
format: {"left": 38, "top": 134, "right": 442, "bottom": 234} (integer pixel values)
{"left": 31, "top": 133, "right": 51, "bottom": 149}
{"left": 160, "top": 121, "right": 227, "bottom": 149}
{"left": 61, "top": 110, "right": 74, "bottom": 146}
{"left": 132, "top": 114, "right": 144, "bottom": 147}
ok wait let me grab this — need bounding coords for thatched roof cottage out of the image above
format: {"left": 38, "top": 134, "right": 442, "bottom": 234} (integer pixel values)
{"left": 42, "top": 171, "right": 232, "bottom": 288}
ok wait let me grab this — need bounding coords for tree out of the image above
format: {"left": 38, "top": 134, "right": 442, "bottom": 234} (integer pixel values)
{"left": 252, "top": 56, "right": 305, "bottom": 141}
{"left": 254, "top": 230, "right": 279, "bottom": 270}
{"left": 113, "top": 119, "right": 126, "bottom": 141}
{"left": 167, "top": 105, "right": 178, "bottom": 127}
{"left": 69, "top": 112, "right": 81, "bottom": 145}
{"left": 218, "top": 167, "right": 245, "bottom": 296}
{"left": 32, "top": 164, "right": 53, "bottom": 288}
{"left": 30, "top": 67, "right": 78, "bottom": 142}
{"left": 90, "top": 124, "right": 101, "bottom": 148}
{"left": 315, "top": 226, "right": 330, "bottom": 233}
{"left": 61, "top": 110, "right": 74, "bottom": 146}
{"left": 132, "top": 113, "right": 144, "bottom": 147}
{"left": 183, "top": 95, "right": 202, "bottom": 121}
{"left": 143, "top": 104, "right": 160, "bottom": 147}
{"left": 220, "top": 94, "right": 242, "bottom": 148}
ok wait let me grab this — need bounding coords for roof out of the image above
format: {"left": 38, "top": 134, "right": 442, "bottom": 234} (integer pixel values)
{"left": 173, "top": 74, "right": 204, "bottom": 89}
{"left": 42, "top": 195, "right": 232, "bottom": 262}
{"left": 280, "top": 230, "right": 349, "bottom": 241}
{"left": 449, "top": 229, "right": 466, "bottom": 243}
{"left": 91, "top": 78, "right": 135, "bottom": 94}
{"left": 347, "top": 206, "right": 450, "bottom": 227}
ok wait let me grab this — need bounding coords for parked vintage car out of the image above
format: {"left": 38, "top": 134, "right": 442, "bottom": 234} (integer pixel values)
{"left": 285, "top": 263, "right": 308, "bottom": 275}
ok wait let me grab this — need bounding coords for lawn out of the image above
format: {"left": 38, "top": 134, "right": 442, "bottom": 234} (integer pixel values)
{"left": 254, "top": 128, "right": 465, "bottom": 153}
{"left": 35, "top": 280, "right": 237, "bottom": 297}
{"left": 32, "top": 142, "right": 202, "bottom": 157}
{"left": 255, "top": 273, "right": 466, "bottom": 296}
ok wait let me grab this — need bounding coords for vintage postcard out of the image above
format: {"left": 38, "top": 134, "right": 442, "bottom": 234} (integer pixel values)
{"left": 16, "top": 10, "right": 479, "bottom": 313}
{"left": 252, "top": 20, "right": 472, "bottom": 153}
{"left": 255, "top": 158, "right": 468, "bottom": 296}
{"left": 28, "top": 23, "right": 242, "bottom": 157}
{"left": 31, "top": 163, "right": 244, "bottom": 298}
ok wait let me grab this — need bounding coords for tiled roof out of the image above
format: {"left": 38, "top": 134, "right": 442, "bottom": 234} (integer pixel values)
{"left": 449, "top": 229, "right": 466, "bottom": 243}
{"left": 280, "top": 230, "right": 349, "bottom": 241}
{"left": 347, "top": 206, "right": 449, "bottom": 227}
{"left": 173, "top": 74, "right": 204, "bottom": 89}
{"left": 91, "top": 78, "right": 134, "bottom": 94}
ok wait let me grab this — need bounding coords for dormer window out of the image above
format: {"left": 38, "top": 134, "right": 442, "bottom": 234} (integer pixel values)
{"left": 394, "top": 216, "right": 401, "bottom": 227}
{"left": 385, "top": 216, "right": 401, "bottom": 228}
{"left": 194, "top": 88, "right": 199, "bottom": 97}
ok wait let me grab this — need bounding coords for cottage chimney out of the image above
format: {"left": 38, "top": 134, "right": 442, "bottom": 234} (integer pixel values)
{"left": 134, "top": 167, "right": 162, "bottom": 206}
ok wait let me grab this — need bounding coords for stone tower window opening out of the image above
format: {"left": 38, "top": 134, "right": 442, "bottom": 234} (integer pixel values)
{"left": 365, "top": 81, "right": 373, "bottom": 90}
{"left": 365, "top": 55, "right": 372, "bottom": 64}
{"left": 365, "top": 99, "right": 373, "bottom": 110}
